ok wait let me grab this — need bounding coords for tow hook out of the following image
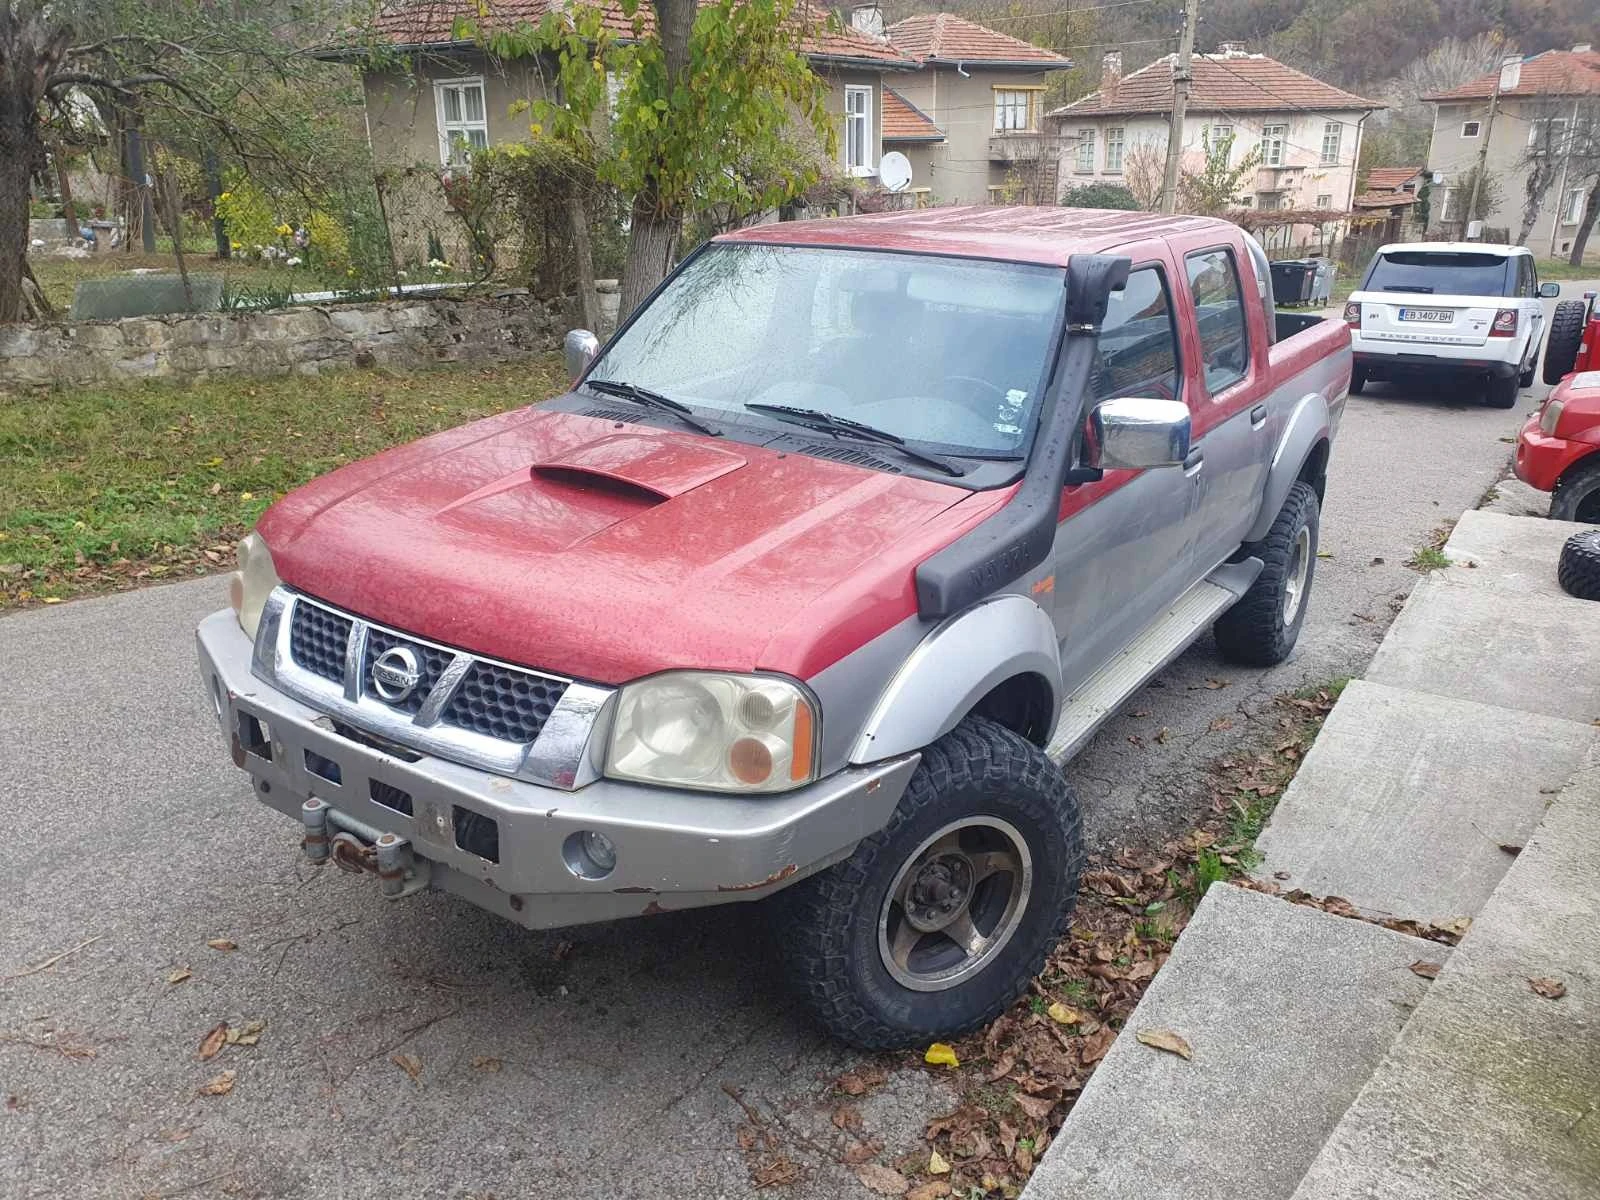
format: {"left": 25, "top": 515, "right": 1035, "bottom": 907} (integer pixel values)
{"left": 301, "top": 797, "right": 431, "bottom": 898}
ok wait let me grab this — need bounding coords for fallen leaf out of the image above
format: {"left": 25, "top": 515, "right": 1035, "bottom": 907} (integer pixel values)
{"left": 1498, "top": 844, "right": 1523, "bottom": 856}
{"left": 157, "top": 1127, "right": 191, "bottom": 1143}
{"left": 1155, "top": 727, "right": 1170, "bottom": 744}
{"left": 197, "top": 1069, "right": 235, "bottom": 1097}
{"left": 1046, "top": 1002, "right": 1082, "bottom": 1026}
{"left": 1409, "top": 961, "right": 1442, "bottom": 980}
{"left": 226, "top": 1019, "right": 266, "bottom": 1047}
{"left": 1080, "top": 1025, "right": 1117, "bottom": 1063}
{"left": 471, "top": 1056, "right": 502, "bottom": 1072}
{"left": 1136, "top": 1028, "right": 1192, "bottom": 1060}
{"left": 924, "top": 1042, "right": 959, "bottom": 1069}
{"left": 1015, "top": 1142, "right": 1035, "bottom": 1173}
{"left": 843, "top": 1139, "right": 883, "bottom": 1165}
{"left": 1529, "top": 977, "right": 1567, "bottom": 1000}
{"left": 1126, "top": 959, "right": 1158, "bottom": 981}
{"left": 205, "top": 938, "right": 237, "bottom": 952}
{"left": 197, "top": 1023, "right": 227, "bottom": 1061}
{"left": 854, "top": 1163, "right": 910, "bottom": 1195}
{"left": 836, "top": 1065, "right": 886, "bottom": 1095}
{"left": 735, "top": 1125, "right": 758, "bottom": 1152}
{"left": 831, "top": 1104, "right": 863, "bottom": 1132}
{"left": 1316, "top": 551, "right": 1333, "bottom": 559}
{"left": 1209, "top": 716, "right": 1233, "bottom": 732}
{"left": 1436, "top": 916, "right": 1472, "bottom": 937}
{"left": 1013, "top": 1093, "right": 1055, "bottom": 1121}
{"left": 907, "top": 1183, "right": 951, "bottom": 1200}
{"left": 751, "top": 1156, "right": 802, "bottom": 1188}
{"left": 928, "top": 1149, "right": 951, "bottom": 1175}
{"left": 391, "top": 1053, "right": 423, "bottom": 1082}
{"left": 166, "top": 967, "right": 192, "bottom": 986}
{"left": 5, "top": 1095, "right": 21, "bottom": 1112}
{"left": 1273, "top": 870, "right": 1291, "bottom": 880}
{"left": 1204, "top": 678, "right": 1228, "bottom": 689}
{"left": 983, "top": 1051, "right": 1016, "bottom": 1083}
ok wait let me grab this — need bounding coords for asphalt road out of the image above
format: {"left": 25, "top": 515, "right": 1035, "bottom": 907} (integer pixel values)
{"left": 3, "top": 295, "right": 1589, "bottom": 1200}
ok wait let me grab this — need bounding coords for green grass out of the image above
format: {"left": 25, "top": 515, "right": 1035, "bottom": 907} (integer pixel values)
{"left": 1538, "top": 258, "right": 1600, "bottom": 283}
{"left": 1407, "top": 545, "right": 1452, "bottom": 572}
{"left": 0, "top": 356, "right": 567, "bottom": 608}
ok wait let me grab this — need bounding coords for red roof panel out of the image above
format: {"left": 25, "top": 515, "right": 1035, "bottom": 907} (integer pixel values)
{"left": 1423, "top": 49, "right": 1600, "bottom": 101}
{"left": 1052, "top": 52, "right": 1378, "bottom": 117}
{"left": 886, "top": 13, "right": 1070, "bottom": 68}
{"left": 882, "top": 87, "right": 943, "bottom": 141}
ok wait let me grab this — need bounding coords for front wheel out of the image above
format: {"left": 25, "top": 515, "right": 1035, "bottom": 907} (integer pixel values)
{"left": 1551, "top": 457, "right": 1600, "bottom": 524}
{"left": 1214, "top": 480, "right": 1320, "bottom": 667}
{"left": 781, "top": 717, "right": 1083, "bottom": 1049}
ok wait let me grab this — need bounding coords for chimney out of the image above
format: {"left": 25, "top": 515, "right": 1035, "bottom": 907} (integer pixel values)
{"left": 1217, "top": 41, "right": 1247, "bottom": 55}
{"left": 1498, "top": 54, "right": 1522, "bottom": 91}
{"left": 1102, "top": 50, "right": 1123, "bottom": 94}
{"left": 849, "top": 3, "right": 884, "bottom": 36}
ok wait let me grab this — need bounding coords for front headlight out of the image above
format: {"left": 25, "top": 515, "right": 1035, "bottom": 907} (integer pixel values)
{"left": 1540, "top": 399, "right": 1566, "bottom": 435}
{"left": 227, "top": 532, "right": 281, "bottom": 640}
{"left": 605, "top": 672, "right": 818, "bottom": 793}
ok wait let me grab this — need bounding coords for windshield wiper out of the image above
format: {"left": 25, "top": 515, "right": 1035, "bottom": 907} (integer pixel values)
{"left": 584, "top": 379, "right": 722, "bottom": 437}
{"left": 744, "top": 403, "right": 966, "bottom": 477}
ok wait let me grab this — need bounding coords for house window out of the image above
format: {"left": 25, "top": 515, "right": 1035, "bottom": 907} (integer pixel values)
{"left": 1316, "top": 194, "right": 1333, "bottom": 208}
{"left": 1438, "top": 186, "right": 1456, "bottom": 221}
{"left": 1320, "top": 121, "right": 1341, "bottom": 165}
{"left": 994, "top": 90, "right": 1034, "bottom": 132}
{"left": 844, "top": 85, "right": 872, "bottom": 175}
{"left": 1566, "top": 186, "right": 1588, "bottom": 224}
{"left": 1258, "top": 193, "right": 1281, "bottom": 211}
{"left": 1460, "top": 120, "right": 1481, "bottom": 137}
{"left": 435, "top": 78, "right": 488, "bottom": 166}
{"left": 1529, "top": 118, "right": 1568, "bottom": 155}
{"left": 1206, "top": 122, "right": 1234, "bottom": 151}
{"left": 1105, "top": 126, "right": 1125, "bottom": 173}
{"left": 1075, "top": 129, "right": 1095, "bottom": 173}
{"left": 1259, "top": 123, "right": 1287, "bottom": 167}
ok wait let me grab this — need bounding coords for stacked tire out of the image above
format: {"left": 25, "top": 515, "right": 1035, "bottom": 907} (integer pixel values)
{"left": 1557, "top": 529, "right": 1600, "bottom": 601}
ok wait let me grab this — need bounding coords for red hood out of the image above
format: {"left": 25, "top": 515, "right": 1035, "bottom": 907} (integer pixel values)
{"left": 259, "top": 408, "right": 1000, "bottom": 684}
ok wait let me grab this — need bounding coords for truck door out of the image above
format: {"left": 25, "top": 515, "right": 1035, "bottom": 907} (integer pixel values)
{"left": 1050, "top": 262, "right": 1198, "bottom": 691}
{"left": 1177, "top": 243, "right": 1273, "bottom": 574}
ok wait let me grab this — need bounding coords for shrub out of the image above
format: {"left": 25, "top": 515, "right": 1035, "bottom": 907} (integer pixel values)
{"left": 1060, "top": 183, "right": 1140, "bottom": 210}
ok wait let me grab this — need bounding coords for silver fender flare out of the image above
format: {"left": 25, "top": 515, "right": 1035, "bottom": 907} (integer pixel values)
{"left": 1244, "top": 390, "right": 1331, "bottom": 543}
{"left": 849, "top": 594, "right": 1062, "bottom": 765}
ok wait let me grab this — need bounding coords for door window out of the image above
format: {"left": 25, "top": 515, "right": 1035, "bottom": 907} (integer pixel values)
{"left": 1184, "top": 249, "right": 1251, "bottom": 395}
{"left": 1090, "top": 267, "right": 1182, "bottom": 404}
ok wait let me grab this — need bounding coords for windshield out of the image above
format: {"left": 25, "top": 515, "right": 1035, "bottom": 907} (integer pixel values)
{"left": 1363, "top": 251, "right": 1513, "bottom": 296}
{"left": 587, "top": 243, "right": 1065, "bottom": 454}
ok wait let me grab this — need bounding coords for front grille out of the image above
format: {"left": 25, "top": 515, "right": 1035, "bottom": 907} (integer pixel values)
{"left": 443, "top": 662, "right": 566, "bottom": 743}
{"left": 289, "top": 604, "right": 353, "bottom": 683}
{"left": 362, "top": 628, "right": 454, "bottom": 715}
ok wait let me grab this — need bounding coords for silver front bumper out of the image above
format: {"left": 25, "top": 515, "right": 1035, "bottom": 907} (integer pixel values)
{"left": 196, "top": 610, "right": 919, "bottom": 929}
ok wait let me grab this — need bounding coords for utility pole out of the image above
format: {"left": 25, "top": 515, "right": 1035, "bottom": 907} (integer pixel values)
{"left": 1466, "top": 53, "right": 1518, "bottom": 229}
{"left": 1159, "top": 0, "right": 1201, "bottom": 214}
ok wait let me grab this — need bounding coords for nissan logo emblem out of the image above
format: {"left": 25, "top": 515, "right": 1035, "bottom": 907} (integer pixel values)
{"left": 371, "top": 646, "right": 423, "bottom": 703}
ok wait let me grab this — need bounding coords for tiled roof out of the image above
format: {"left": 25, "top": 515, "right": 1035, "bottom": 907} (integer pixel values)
{"left": 363, "top": 0, "right": 914, "bottom": 65}
{"left": 1051, "top": 51, "right": 1378, "bottom": 117}
{"left": 1424, "top": 49, "right": 1600, "bottom": 101}
{"left": 1365, "top": 166, "right": 1422, "bottom": 190}
{"left": 1353, "top": 190, "right": 1417, "bottom": 209}
{"left": 881, "top": 87, "right": 944, "bottom": 141}
{"left": 886, "top": 13, "right": 1070, "bottom": 68}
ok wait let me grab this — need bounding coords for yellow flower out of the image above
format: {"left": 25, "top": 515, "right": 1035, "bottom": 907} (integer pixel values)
{"left": 218, "top": 191, "right": 232, "bottom": 201}
{"left": 230, "top": 241, "right": 242, "bottom": 251}
{"left": 275, "top": 222, "right": 293, "bottom": 236}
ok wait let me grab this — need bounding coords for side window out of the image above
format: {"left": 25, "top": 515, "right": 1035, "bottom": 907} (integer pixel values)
{"left": 1184, "top": 248, "right": 1251, "bottom": 395}
{"left": 1091, "top": 266, "right": 1181, "bottom": 404}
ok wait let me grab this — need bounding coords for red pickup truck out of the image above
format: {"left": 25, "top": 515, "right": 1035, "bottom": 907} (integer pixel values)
{"left": 198, "top": 207, "right": 1351, "bottom": 1047}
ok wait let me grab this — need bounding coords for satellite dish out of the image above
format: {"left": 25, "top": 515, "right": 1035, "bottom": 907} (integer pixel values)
{"left": 880, "top": 151, "right": 913, "bottom": 193}
{"left": 1432, "top": 170, "right": 1444, "bottom": 184}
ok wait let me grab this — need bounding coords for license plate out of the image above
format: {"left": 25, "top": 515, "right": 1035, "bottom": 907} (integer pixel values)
{"left": 1398, "top": 308, "right": 1452, "bottom": 323}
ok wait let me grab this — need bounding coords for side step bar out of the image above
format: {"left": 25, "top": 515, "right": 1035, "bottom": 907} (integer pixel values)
{"left": 1046, "top": 558, "right": 1263, "bottom": 764}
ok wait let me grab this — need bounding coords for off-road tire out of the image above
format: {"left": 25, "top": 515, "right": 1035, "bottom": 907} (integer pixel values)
{"left": 1557, "top": 529, "right": 1600, "bottom": 601}
{"left": 1551, "top": 457, "right": 1600, "bottom": 524}
{"left": 1485, "top": 374, "right": 1520, "bottom": 409}
{"left": 1350, "top": 364, "right": 1368, "bottom": 395}
{"left": 780, "top": 717, "right": 1084, "bottom": 1050}
{"left": 1543, "top": 300, "right": 1589, "bottom": 385}
{"left": 1214, "top": 481, "right": 1320, "bottom": 667}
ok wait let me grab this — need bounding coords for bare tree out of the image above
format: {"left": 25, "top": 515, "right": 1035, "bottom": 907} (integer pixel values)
{"left": 1123, "top": 139, "right": 1165, "bottom": 211}
{"left": 1516, "top": 102, "right": 1570, "bottom": 245}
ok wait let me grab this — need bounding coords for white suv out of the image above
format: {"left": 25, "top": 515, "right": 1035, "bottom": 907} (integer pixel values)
{"left": 1343, "top": 242, "right": 1560, "bottom": 408}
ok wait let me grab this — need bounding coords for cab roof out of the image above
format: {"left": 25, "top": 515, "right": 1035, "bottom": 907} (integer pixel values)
{"left": 1377, "top": 241, "right": 1529, "bottom": 256}
{"left": 716, "top": 205, "right": 1233, "bottom": 267}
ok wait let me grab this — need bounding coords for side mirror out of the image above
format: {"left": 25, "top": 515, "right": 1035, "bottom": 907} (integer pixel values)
{"left": 1084, "top": 397, "right": 1192, "bottom": 471}
{"left": 1539, "top": 282, "right": 1561, "bottom": 299}
{"left": 564, "top": 329, "right": 600, "bottom": 380}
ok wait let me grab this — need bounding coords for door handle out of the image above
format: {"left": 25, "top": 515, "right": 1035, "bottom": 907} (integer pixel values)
{"left": 1250, "top": 404, "right": 1267, "bottom": 427}
{"left": 1183, "top": 448, "right": 1203, "bottom": 474}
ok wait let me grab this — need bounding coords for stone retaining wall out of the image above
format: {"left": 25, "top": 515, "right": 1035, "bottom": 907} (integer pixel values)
{"left": 0, "top": 295, "right": 571, "bottom": 387}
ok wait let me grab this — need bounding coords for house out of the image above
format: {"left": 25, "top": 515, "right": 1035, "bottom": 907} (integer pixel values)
{"left": 1350, "top": 165, "right": 1426, "bottom": 241}
{"left": 1422, "top": 46, "right": 1600, "bottom": 256}
{"left": 878, "top": 13, "right": 1072, "bottom": 205}
{"left": 347, "top": 0, "right": 915, "bottom": 184}
{"left": 1047, "top": 45, "right": 1377, "bottom": 246}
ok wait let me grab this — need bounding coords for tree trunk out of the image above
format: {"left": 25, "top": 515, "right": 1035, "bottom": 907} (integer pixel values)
{"left": 0, "top": 117, "right": 33, "bottom": 323}
{"left": 567, "top": 189, "right": 601, "bottom": 333}
{"left": 53, "top": 145, "right": 76, "bottom": 234}
{"left": 1569, "top": 178, "right": 1600, "bottom": 268}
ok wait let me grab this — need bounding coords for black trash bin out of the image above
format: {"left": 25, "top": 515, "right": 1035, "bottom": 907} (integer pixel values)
{"left": 1270, "top": 259, "right": 1316, "bottom": 307}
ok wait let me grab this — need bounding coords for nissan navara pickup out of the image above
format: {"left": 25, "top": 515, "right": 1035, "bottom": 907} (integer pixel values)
{"left": 197, "top": 208, "right": 1352, "bottom": 1048}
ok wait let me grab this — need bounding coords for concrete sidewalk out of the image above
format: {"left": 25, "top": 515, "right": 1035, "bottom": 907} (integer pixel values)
{"left": 1024, "top": 508, "right": 1600, "bottom": 1200}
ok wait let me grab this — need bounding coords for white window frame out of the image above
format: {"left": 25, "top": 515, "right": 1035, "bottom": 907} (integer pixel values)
{"left": 1259, "top": 123, "right": 1287, "bottom": 167}
{"left": 844, "top": 85, "right": 873, "bottom": 176}
{"left": 1460, "top": 120, "right": 1481, "bottom": 137}
{"left": 1075, "top": 128, "right": 1095, "bottom": 173}
{"left": 994, "top": 89, "right": 1033, "bottom": 132}
{"left": 1438, "top": 186, "right": 1456, "bottom": 221}
{"left": 1316, "top": 193, "right": 1333, "bottom": 208}
{"left": 1206, "top": 122, "right": 1235, "bottom": 152}
{"left": 1566, "top": 186, "right": 1588, "bottom": 225}
{"left": 1320, "top": 121, "right": 1341, "bottom": 166}
{"left": 1104, "top": 126, "right": 1125, "bottom": 174}
{"left": 434, "top": 76, "right": 489, "bottom": 167}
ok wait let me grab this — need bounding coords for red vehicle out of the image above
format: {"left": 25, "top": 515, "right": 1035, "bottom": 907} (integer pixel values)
{"left": 1517, "top": 293, "right": 1600, "bottom": 522}
{"left": 197, "top": 208, "right": 1352, "bottom": 1046}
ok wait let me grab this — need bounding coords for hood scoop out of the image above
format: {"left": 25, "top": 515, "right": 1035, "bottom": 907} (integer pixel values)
{"left": 532, "top": 431, "right": 748, "bottom": 499}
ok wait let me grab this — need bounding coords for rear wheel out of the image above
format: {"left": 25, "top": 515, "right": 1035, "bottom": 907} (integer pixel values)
{"left": 1551, "top": 457, "right": 1600, "bottom": 524}
{"left": 1214, "top": 481, "right": 1319, "bottom": 667}
{"left": 1544, "top": 300, "right": 1589, "bottom": 385}
{"left": 781, "top": 717, "right": 1083, "bottom": 1049}
{"left": 1349, "top": 364, "right": 1368, "bottom": 395}
{"left": 1486, "top": 374, "right": 1519, "bottom": 409}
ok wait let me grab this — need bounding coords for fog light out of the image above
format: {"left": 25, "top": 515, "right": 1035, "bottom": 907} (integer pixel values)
{"left": 563, "top": 830, "right": 617, "bottom": 880}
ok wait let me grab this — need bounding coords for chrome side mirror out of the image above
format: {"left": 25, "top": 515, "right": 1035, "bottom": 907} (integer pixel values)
{"left": 1539, "top": 282, "right": 1561, "bottom": 299}
{"left": 564, "top": 329, "right": 600, "bottom": 380}
{"left": 1084, "top": 397, "right": 1191, "bottom": 471}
